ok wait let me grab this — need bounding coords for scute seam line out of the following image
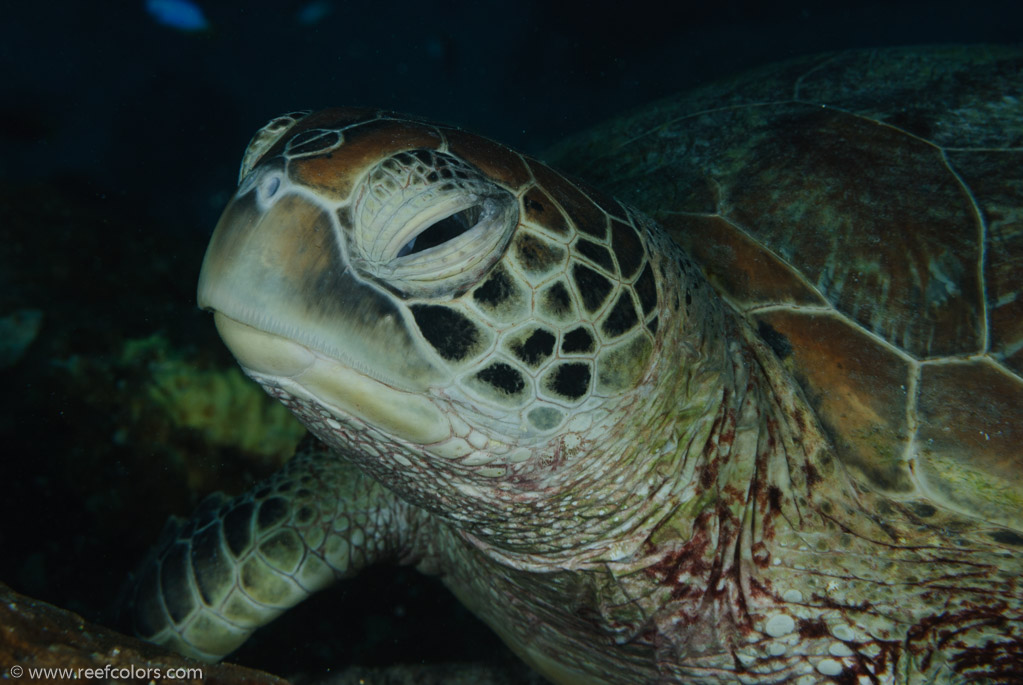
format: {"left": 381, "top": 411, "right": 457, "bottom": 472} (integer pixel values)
{"left": 938, "top": 148, "right": 989, "bottom": 354}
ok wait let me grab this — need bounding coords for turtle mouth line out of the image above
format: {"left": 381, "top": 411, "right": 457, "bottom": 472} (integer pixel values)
{"left": 203, "top": 297, "right": 425, "bottom": 393}
{"left": 212, "top": 311, "right": 317, "bottom": 377}
{"left": 212, "top": 312, "right": 450, "bottom": 445}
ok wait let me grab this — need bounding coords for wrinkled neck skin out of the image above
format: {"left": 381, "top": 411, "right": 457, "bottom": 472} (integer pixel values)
{"left": 445, "top": 232, "right": 770, "bottom": 572}
{"left": 421, "top": 224, "right": 844, "bottom": 575}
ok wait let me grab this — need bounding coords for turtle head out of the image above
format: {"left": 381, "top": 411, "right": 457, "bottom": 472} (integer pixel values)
{"left": 199, "top": 109, "right": 670, "bottom": 521}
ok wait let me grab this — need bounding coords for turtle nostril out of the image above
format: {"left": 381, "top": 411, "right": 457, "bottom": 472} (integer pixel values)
{"left": 262, "top": 175, "right": 281, "bottom": 199}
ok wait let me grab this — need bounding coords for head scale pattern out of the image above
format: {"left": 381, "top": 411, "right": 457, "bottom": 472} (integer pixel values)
{"left": 227, "top": 108, "right": 665, "bottom": 472}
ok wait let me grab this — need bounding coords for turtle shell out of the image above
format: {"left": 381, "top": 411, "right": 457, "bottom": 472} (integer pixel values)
{"left": 550, "top": 46, "right": 1023, "bottom": 532}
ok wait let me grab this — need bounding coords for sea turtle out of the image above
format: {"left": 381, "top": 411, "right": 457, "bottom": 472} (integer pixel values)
{"left": 126, "top": 46, "right": 1023, "bottom": 683}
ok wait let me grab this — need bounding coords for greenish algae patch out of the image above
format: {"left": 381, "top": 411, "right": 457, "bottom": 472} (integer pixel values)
{"left": 123, "top": 335, "right": 305, "bottom": 459}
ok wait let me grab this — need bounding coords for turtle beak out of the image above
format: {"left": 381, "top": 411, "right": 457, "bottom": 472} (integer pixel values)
{"left": 197, "top": 175, "right": 335, "bottom": 318}
{"left": 196, "top": 169, "right": 452, "bottom": 446}
{"left": 196, "top": 164, "right": 350, "bottom": 318}
{"left": 197, "top": 167, "right": 446, "bottom": 392}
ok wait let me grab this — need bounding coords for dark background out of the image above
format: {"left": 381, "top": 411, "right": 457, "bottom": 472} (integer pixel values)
{"left": 0, "top": 0, "right": 1020, "bottom": 679}
{"left": 4, "top": 1, "right": 1021, "bottom": 234}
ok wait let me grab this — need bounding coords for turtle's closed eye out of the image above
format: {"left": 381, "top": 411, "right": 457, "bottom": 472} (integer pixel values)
{"left": 397, "top": 204, "right": 484, "bottom": 258}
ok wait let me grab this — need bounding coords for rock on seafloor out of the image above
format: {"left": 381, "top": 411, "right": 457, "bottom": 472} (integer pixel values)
{"left": 0, "top": 581, "right": 288, "bottom": 684}
{"left": 0, "top": 579, "right": 544, "bottom": 684}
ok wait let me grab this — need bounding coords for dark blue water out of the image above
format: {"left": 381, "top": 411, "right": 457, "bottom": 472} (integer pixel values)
{"left": 3, "top": 1, "right": 1020, "bottom": 233}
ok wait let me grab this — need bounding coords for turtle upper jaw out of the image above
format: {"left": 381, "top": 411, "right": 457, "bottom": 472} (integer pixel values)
{"left": 196, "top": 173, "right": 453, "bottom": 447}
{"left": 197, "top": 169, "right": 448, "bottom": 384}
{"left": 212, "top": 312, "right": 451, "bottom": 446}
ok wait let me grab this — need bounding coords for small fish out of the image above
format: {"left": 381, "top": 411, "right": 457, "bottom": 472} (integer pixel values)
{"left": 145, "top": 0, "right": 210, "bottom": 33}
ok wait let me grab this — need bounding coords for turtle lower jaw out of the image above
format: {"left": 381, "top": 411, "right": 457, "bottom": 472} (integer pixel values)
{"left": 212, "top": 311, "right": 451, "bottom": 446}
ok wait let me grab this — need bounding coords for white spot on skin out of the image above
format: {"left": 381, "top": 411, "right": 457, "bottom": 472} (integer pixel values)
{"left": 326, "top": 417, "right": 342, "bottom": 430}
{"left": 735, "top": 651, "right": 755, "bottom": 666}
{"left": 506, "top": 447, "right": 531, "bottom": 463}
{"left": 765, "top": 614, "right": 796, "bottom": 638}
{"left": 453, "top": 481, "right": 485, "bottom": 498}
{"left": 430, "top": 438, "right": 473, "bottom": 459}
{"left": 479, "top": 467, "right": 506, "bottom": 478}
{"left": 817, "top": 658, "right": 843, "bottom": 676}
{"left": 782, "top": 589, "right": 803, "bottom": 602}
{"left": 768, "top": 642, "right": 787, "bottom": 656}
{"left": 829, "top": 642, "right": 855, "bottom": 657}
{"left": 462, "top": 451, "right": 495, "bottom": 466}
{"left": 832, "top": 624, "right": 854, "bottom": 641}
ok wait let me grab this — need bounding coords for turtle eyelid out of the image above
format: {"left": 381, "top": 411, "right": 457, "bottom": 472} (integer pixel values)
{"left": 396, "top": 205, "right": 483, "bottom": 259}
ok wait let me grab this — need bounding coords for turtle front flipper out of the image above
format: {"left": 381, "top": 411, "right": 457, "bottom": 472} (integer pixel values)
{"left": 126, "top": 437, "right": 417, "bottom": 662}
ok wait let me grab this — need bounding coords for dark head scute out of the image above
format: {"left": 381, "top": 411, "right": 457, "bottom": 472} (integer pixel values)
{"left": 521, "top": 186, "right": 570, "bottom": 236}
{"left": 473, "top": 265, "right": 516, "bottom": 309}
{"left": 561, "top": 326, "right": 595, "bottom": 354}
{"left": 634, "top": 262, "right": 658, "bottom": 316}
{"left": 411, "top": 304, "right": 483, "bottom": 361}
{"left": 544, "top": 362, "right": 592, "bottom": 400}
{"left": 601, "top": 292, "right": 639, "bottom": 338}
{"left": 515, "top": 233, "right": 566, "bottom": 274}
{"left": 540, "top": 281, "right": 576, "bottom": 320}
{"left": 510, "top": 328, "right": 557, "bottom": 367}
{"left": 288, "top": 117, "right": 443, "bottom": 201}
{"left": 527, "top": 160, "right": 609, "bottom": 240}
{"left": 575, "top": 238, "right": 616, "bottom": 274}
{"left": 573, "top": 264, "right": 614, "bottom": 313}
{"left": 476, "top": 362, "right": 526, "bottom": 396}
{"left": 442, "top": 127, "right": 533, "bottom": 189}
{"left": 610, "top": 219, "right": 645, "bottom": 279}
